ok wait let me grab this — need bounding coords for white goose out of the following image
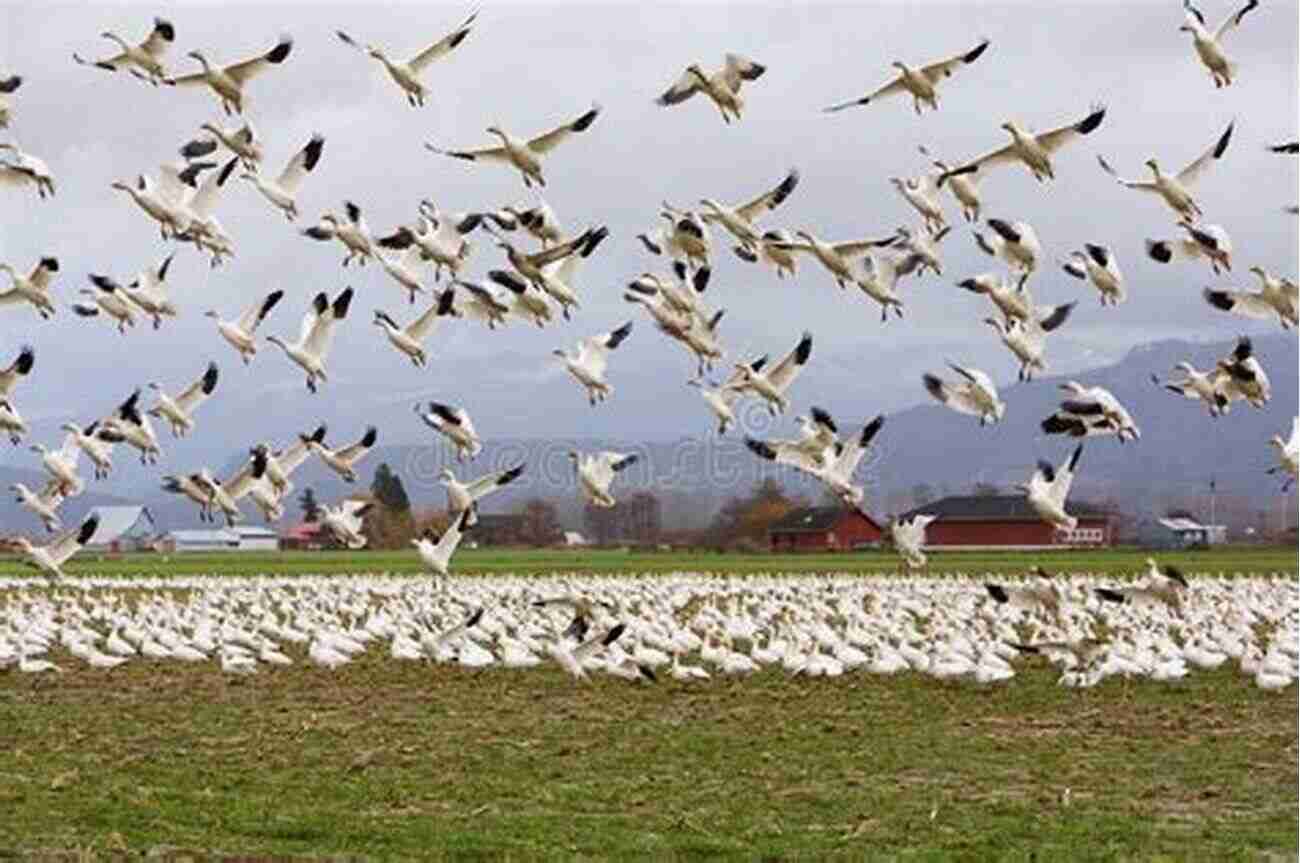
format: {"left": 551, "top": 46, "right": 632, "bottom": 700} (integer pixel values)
{"left": 451, "top": 280, "right": 511, "bottom": 329}
{"left": 638, "top": 205, "right": 712, "bottom": 269}
{"left": 1017, "top": 444, "right": 1084, "bottom": 533}
{"left": 738, "top": 229, "right": 801, "bottom": 279}
{"left": 940, "top": 105, "right": 1106, "bottom": 183}
{"left": 266, "top": 287, "right": 354, "bottom": 393}
{"left": 374, "top": 288, "right": 458, "bottom": 366}
{"left": 181, "top": 120, "right": 262, "bottom": 168}
{"left": 497, "top": 196, "right": 562, "bottom": 247}
{"left": 72, "top": 275, "right": 143, "bottom": 333}
{"left": 1097, "top": 121, "right": 1233, "bottom": 219}
{"left": 0, "top": 398, "right": 28, "bottom": 445}
{"left": 206, "top": 289, "right": 283, "bottom": 364}
{"left": 320, "top": 499, "right": 371, "bottom": 549}
{"left": 440, "top": 464, "right": 525, "bottom": 528}
{"left": 411, "top": 510, "right": 472, "bottom": 576}
{"left": 531, "top": 226, "right": 608, "bottom": 319}
{"left": 337, "top": 11, "right": 477, "bottom": 106}
{"left": 891, "top": 174, "right": 947, "bottom": 236}
{"left": 891, "top": 514, "right": 937, "bottom": 569}
{"left": 858, "top": 250, "right": 910, "bottom": 321}
{"left": 416, "top": 401, "right": 482, "bottom": 461}
{"left": 748, "top": 414, "right": 885, "bottom": 507}
{"left": 984, "top": 302, "right": 1075, "bottom": 381}
{"left": 0, "top": 256, "right": 59, "bottom": 319}
{"left": 376, "top": 245, "right": 429, "bottom": 305}
{"left": 303, "top": 201, "right": 375, "bottom": 267}
{"left": 32, "top": 430, "right": 86, "bottom": 495}
{"left": 164, "top": 35, "right": 293, "bottom": 114}
{"left": 6, "top": 513, "right": 98, "bottom": 579}
{"left": 60, "top": 422, "right": 119, "bottom": 480}
{"left": 121, "top": 254, "right": 179, "bottom": 329}
{"left": 923, "top": 362, "right": 1005, "bottom": 425}
{"left": 241, "top": 134, "right": 324, "bottom": 221}
{"left": 0, "top": 344, "right": 34, "bottom": 399}
{"left": 374, "top": 202, "right": 480, "bottom": 282}
{"left": 687, "top": 360, "right": 760, "bottom": 435}
{"left": 148, "top": 362, "right": 219, "bottom": 438}
{"left": 657, "top": 54, "right": 765, "bottom": 124}
{"left": 825, "top": 39, "right": 990, "bottom": 115}
{"left": 0, "top": 141, "right": 55, "bottom": 198}
{"left": 1202, "top": 268, "right": 1297, "bottom": 329}
{"left": 700, "top": 169, "right": 800, "bottom": 258}
{"left": 768, "top": 231, "right": 896, "bottom": 291}
{"left": 730, "top": 331, "right": 812, "bottom": 415}
{"left": 257, "top": 428, "right": 322, "bottom": 497}
{"left": 1267, "top": 417, "right": 1299, "bottom": 489}
{"left": 1213, "top": 336, "right": 1270, "bottom": 408}
{"left": 0, "top": 75, "right": 21, "bottom": 129}
{"left": 1042, "top": 382, "right": 1141, "bottom": 442}
{"left": 488, "top": 269, "right": 554, "bottom": 328}
{"left": 919, "top": 145, "right": 984, "bottom": 222}
{"left": 1153, "top": 362, "right": 1231, "bottom": 416}
{"left": 1180, "top": 0, "right": 1260, "bottom": 87}
{"left": 554, "top": 321, "right": 633, "bottom": 406}
{"left": 305, "top": 426, "right": 377, "bottom": 484}
{"left": 1062, "top": 244, "right": 1125, "bottom": 306}
{"left": 1145, "top": 221, "right": 1232, "bottom": 274}
{"left": 161, "top": 472, "right": 221, "bottom": 522}
{"left": 110, "top": 163, "right": 204, "bottom": 239}
{"left": 570, "top": 451, "right": 639, "bottom": 508}
{"left": 973, "top": 218, "right": 1041, "bottom": 283}
{"left": 428, "top": 105, "right": 601, "bottom": 187}
{"left": 100, "top": 388, "right": 161, "bottom": 465}
{"left": 74, "top": 17, "right": 175, "bottom": 83}
{"left": 11, "top": 481, "right": 64, "bottom": 532}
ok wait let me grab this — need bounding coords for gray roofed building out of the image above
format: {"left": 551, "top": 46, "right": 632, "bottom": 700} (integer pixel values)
{"left": 86, "top": 506, "right": 156, "bottom": 550}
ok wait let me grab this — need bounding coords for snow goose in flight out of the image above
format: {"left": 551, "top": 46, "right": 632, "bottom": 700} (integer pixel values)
{"left": 891, "top": 514, "right": 936, "bottom": 569}
{"left": 1213, "top": 336, "right": 1270, "bottom": 408}
{"left": 984, "top": 302, "right": 1076, "bottom": 381}
{"left": 749, "top": 414, "right": 885, "bottom": 507}
{"left": 416, "top": 401, "right": 482, "bottom": 461}
{"left": 891, "top": 175, "right": 947, "bottom": 236}
{"left": 194, "top": 459, "right": 272, "bottom": 526}
{"left": 182, "top": 121, "right": 262, "bottom": 169}
{"left": 0, "top": 257, "right": 59, "bottom": 319}
{"left": 1268, "top": 141, "right": 1298, "bottom": 155}
{"left": 555, "top": 321, "right": 633, "bottom": 406}
{"left": 939, "top": 105, "right": 1106, "bottom": 183}
{"left": 0, "top": 345, "right": 34, "bottom": 399}
{"left": 673, "top": 308, "right": 727, "bottom": 376}
{"left": 0, "top": 399, "right": 27, "bottom": 446}
{"left": 1042, "top": 382, "right": 1140, "bottom": 442}
{"left": 918, "top": 145, "right": 983, "bottom": 222}
{"left": 735, "top": 229, "right": 801, "bottom": 279}
{"left": 973, "top": 218, "right": 1041, "bottom": 284}
{"left": 891, "top": 225, "right": 950, "bottom": 277}
{"left": 0, "top": 142, "right": 55, "bottom": 199}
{"left": 1152, "top": 362, "right": 1231, "bottom": 416}
{"left": 73, "top": 17, "right": 175, "bottom": 84}
{"left": 549, "top": 622, "right": 627, "bottom": 681}
{"left": 1267, "top": 417, "right": 1299, "bottom": 489}
{"left": 412, "top": 510, "right": 472, "bottom": 576}
{"left": 321, "top": 499, "right": 371, "bottom": 549}
{"left": 5, "top": 513, "right": 98, "bottom": 579}
{"left": 570, "top": 451, "right": 638, "bottom": 508}
{"left": 205, "top": 289, "right": 283, "bottom": 364}
{"left": 11, "top": 481, "right": 64, "bottom": 532}
{"left": 305, "top": 425, "right": 377, "bottom": 484}
{"left": 258, "top": 427, "right": 323, "bottom": 496}
{"left": 162, "top": 472, "right": 220, "bottom": 522}
{"left": 1145, "top": 220, "right": 1232, "bottom": 274}
{"left": 858, "top": 250, "right": 909, "bottom": 321}
{"left": 767, "top": 231, "right": 896, "bottom": 291}
{"left": 72, "top": 275, "right": 143, "bottom": 334}
{"left": 109, "top": 162, "right": 206, "bottom": 239}
{"left": 700, "top": 168, "right": 800, "bottom": 259}
{"left": 427, "top": 104, "right": 600, "bottom": 188}
{"left": 497, "top": 196, "right": 562, "bottom": 247}
{"left": 304, "top": 201, "right": 375, "bottom": 267}
{"left": 1202, "top": 269, "right": 1297, "bottom": 329}
{"left": 638, "top": 205, "right": 712, "bottom": 269}
{"left": 488, "top": 269, "right": 553, "bottom": 328}
{"left": 60, "top": 422, "right": 120, "bottom": 480}
{"left": 120, "top": 254, "right": 179, "bottom": 329}
{"left": 731, "top": 331, "right": 812, "bottom": 415}
{"left": 376, "top": 245, "right": 429, "bottom": 305}
{"left": 957, "top": 273, "right": 1035, "bottom": 323}
{"left": 241, "top": 134, "right": 324, "bottom": 221}
{"left": 440, "top": 464, "right": 525, "bottom": 527}
{"left": 0, "top": 75, "right": 21, "bottom": 129}
{"left": 923, "top": 362, "right": 1005, "bottom": 425}
{"left": 100, "top": 388, "right": 161, "bottom": 465}
{"left": 451, "top": 280, "right": 510, "bottom": 329}
{"left": 337, "top": 11, "right": 477, "bottom": 107}
{"left": 1180, "top": 0, "right": 1260, "bottom": 87}
{"left": 624, "top": 274, "right": 695, "bottom": 337}
{"left": 495, "top": 226, "right": 601, "bottom": 291}
{"left": 374, "top": 201, "right": 483, "bottom": 282}
{"left": 824, "top": 39, "right": 990, "bottom": 115}
{"left": 815, "top": 415, "right": 885, "bottom": 507}
{"left": 374, "top": 288, "right": 458, "bottom": 366}
{"left": 658, "top": 54, "right": 765, "bottom": 124}
{"left": 1095, "top": 558, "right": 1189, "bottom": 607}
{"left": 165, "top": 35, "right": 293, "bottom": 114}
{"left": 1062, "top": 244, "right": 1124, "bottom": 307}
{"left": 147, "top": 361, "right": 218, "bottom": 438}
{"left": 266, "top": 287, "right": 353, "bottom": 393}
{"left": 31, "top": 432, "right": 84, "bottom": 497}
{"left": 531, "top": 226, "right": 608, "bottom": 319}
{"left": 1017, "top": 444, "right": 1084, "bottom": 533}
{"left": 1097, "top": 122, "right": 1232, "bottom": 219}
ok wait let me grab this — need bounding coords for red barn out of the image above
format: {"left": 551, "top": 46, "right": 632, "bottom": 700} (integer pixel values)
{"left": 896, "top": 496, "right": 1113, "bottom": 549}
{"left": 768, "top": 506, "right": 885, "bottom": 552}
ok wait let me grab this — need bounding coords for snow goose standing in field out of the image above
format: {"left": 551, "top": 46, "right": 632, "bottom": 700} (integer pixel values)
{"left": 1213, "top": 336, "right": 1270, "bottom": 408}
{"left": 74, "top": 17, "right": 175, "bottom": 83}
{"left": 974, "top": 219, "right": 1041, "bottom": 284}
{"left": 1267, "top": 417, "right": 1299, "bottom": 489}
{"left": 1179, "top": 0, "right": 1260, "bottom": 87}
{"left": 320, "top": 499, "right": 371, "bottom": 549}
{"left": 31, "top": 432, "right": 84, "bottom": 497}
{"left": 120, "top": 254, "right": 179, "bottom": 329}
{"left": 939, "top": 105, "right": 1106, "bottom": 183}
{"left": 303, "top": 201, "right": 375, "bottom": 267}
{"left": 1094, "top": 559, "right": 1189, "bottom": 608}
{"left": 570, "top": 451, "right": 638, "bottom": 508}
{"left": 891, "top": 514, "right": 936, "bottom": 569}
{"left": 1152, "top": 362, "right": 1231, "bottom": 416}
{"left": 266, "top": 287, "right": 353, "bottom": 393}
{"left": 639, "top": 205, "right": 713, "bottom": 269}
{"left": 0, "top": 399, "right": 28, "bottom": 445}
{"left": 337, "top": 11, "right": 477, "bottom": 106}
{"left": 0, "top": 257, "right": 59, "bottom": 319}
{"left": 412, "top": 510, "right": 472, "bottom": 576}
{"left": 824, "top": 39, "right": 990, "bottom": 115}
{"left": 731, "top": 331, "right": 812, "bottom": 415}
{"left": 241, "top": 133, "right": 324, "bottom": 220}
{"left": 1097, "top": 121, "right": 1233, "bottom": 219}
{"left": 451, "top": 279, "right": 511, "bottom": 329}
{"left": 0, "top": 142, "right": 55, "bottom": 199}
{"left": 1042, "top": 382, "right": 1141, "bottom": 442}
{"left": 182, "top": 121, "right": 262, "bottom": 168}
{"left": 1146, "top": 220, "right": 1232, "bottom": 274}
{"left": 5, "top": 513, "right": 98, "bottom": 579}
{"left": 767, "top": 231, "right": 895, "bottom": 291}
{"left": 305, "top": 426, "right": 377, "bottom": 483}
{"left": 0, "top": 345, "right": 34, "bottom": 400}
{"left": 72, "top": 275, "right": 143, "bottom": 333}
{"left": 417, "top": 401, "right": 482, "bottom": 460}
{"left": 206, "top": 289, "right": 283, "bottom": 364}
{"left": 147, "top": 362, "right": 218, "bottom": 438}
{"left": 923, "top": 362, "right": 1005, "bottom": 425}
{"left": 1062, "top": 244, "right": 1125, "bottom": 306}
{"left": 985, "top": 302, "right": 1075, "bottom": 381}
{"left": 165, "top": 34, "right": 293, "bottom": 114}
{"left": 657, "top": 54, "right": 765, "bottom": 124}
{"left": 11, "top": 481, "right": 64, "bottom": 532}
{"left": 548, "top": 622, "right": 626, "bottom": 681}
{"left": 554, "top": 321, "right": 633, "bottom": 406}
{"left": 700, "top": 168, "right": 800, "bottom": 260}
{"left": 428, "top": 104, "right": 601, "bottom": 187}
{"left": 100, "top": 388, "right": 161, "bottom": 465}
{"left": 374, "top": 288, "right": 458, "bottom": 366}
{"left": 440, "top": 464, "right": 525, "bottom": 527}
{"left": 60, "top": 422, "right": 121, "bottom": 480}
{"left": 0, "top": 75, "right": 21, "bottom": 129}
{"left": 686, "top": 359, "right": 763, "bottom": 435}
{"left": 1202, "top": 269, "right": 1297, "bottom": 329}
{"left": 1017, "top": 444, "right": 1084, "bottom": 533}
{"left": 488, "top": 269, "right": 553, "bottom": 327}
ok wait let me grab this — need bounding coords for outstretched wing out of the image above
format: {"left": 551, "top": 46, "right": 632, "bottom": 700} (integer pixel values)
{"left": 657, "top": 68, "right": 702, "bottom": 105}
{"left": 276, "top": 134, "right": 324, "bottom": 194}
{"left": 1214, "top": 0, "right": 1259, "bottom": 40}
{"left": 766, "top": 331, "right": 813, "bottom": 392}
{"left": 721, "top": 53, "right": 765, "bottom": 92}
{"left": 921, "top": 39, "right": 991, "bottom": 83}
{"left": 408, "top": 11, "right": 478, "bottom": 73}
{"left": 736, "top": 169, "right": 800, "bottom": 223}
{"left": 1035, "top": 105, "right": 1107, "bottom": 155}
{"left": 223, "top": 35, "right": 293, "bottom": 85}
{"left": 1177, "top": 121, "right": 1233, "bottom": 186}
{"left": 527, "top": 105, "right": 601, "bottom": 154}
{"left": 175, "top": 362, "right": 219, "bottom": 412}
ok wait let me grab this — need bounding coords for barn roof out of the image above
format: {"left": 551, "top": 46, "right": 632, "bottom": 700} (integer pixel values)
{"left": 169, "top": 529, "right": 238, "bottom": 543}
{"left": 87, "top": 506, "right": 155, "bottom": 545}
{"left": 769, "top": 505, "right": 880, "bottom": 534}
{"left": 897, "top": 495, "right": 1110, "bottom": 522}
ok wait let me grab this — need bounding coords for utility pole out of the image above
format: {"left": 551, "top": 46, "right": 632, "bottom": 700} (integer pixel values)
{"left": 1208, "top": 476, "right": 1217, "bottom": 541}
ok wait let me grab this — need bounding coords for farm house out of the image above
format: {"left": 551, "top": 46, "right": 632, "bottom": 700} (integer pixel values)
{"left": 768, "top": 506, "right": 884, "bottom": 552}
{"left": 895, "top": 496, "right": 1114, "bottom": 549}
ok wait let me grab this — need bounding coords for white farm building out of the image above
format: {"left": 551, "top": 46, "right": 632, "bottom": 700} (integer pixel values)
{"left": 163, "top": 526, "right": 280, "bottom": 553}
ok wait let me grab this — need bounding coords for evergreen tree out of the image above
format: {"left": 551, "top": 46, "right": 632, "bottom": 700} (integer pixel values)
{"left": 371, "top": 463, "right": 411, "bottom": 512}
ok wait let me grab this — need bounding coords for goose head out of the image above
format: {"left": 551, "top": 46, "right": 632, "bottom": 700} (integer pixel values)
{"left": 186, "top": 50, "right": 211, "bottom": 70}
{"left": 1248, "top": 265, "right": 1266, "bottom": 279}
{"left": 485, "top": 126, "right": 506, "bottom": 140}
{"left": 1144, "top": 158, "right": 1160, "bottom": 173}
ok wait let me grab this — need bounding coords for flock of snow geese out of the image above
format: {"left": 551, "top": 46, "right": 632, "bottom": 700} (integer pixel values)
{"left": 0, "top": 4, "right": 1296, "bottom": 601}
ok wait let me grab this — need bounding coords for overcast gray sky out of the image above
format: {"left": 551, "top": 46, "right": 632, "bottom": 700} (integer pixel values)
{"left": 0, "top": 1, "right": 1296, "bottom": 488}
